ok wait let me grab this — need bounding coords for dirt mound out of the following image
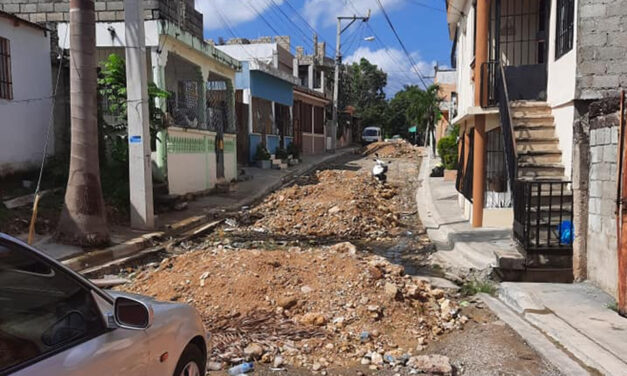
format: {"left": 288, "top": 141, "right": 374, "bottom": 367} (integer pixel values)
{"left": 363, "top": 141, "right": 422, "bottom": 160}
{"left": 120, "top": 243, "right": 465, "bottom": 370}
{"left": 247, "top": 170, "right": 401, "bottom": 240}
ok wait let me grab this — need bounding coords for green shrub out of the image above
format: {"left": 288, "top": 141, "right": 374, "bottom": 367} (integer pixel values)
{"left": 287, "top": 142, "right": 300, "bottom": 159}
{"left": 437, "top": 133, "right": 458, "bottom": 170}
{"left": 255, "top": 144, "right": 270, "bottom": 161}
{"left": 275, "top": 147, "right": 288, "bottom": 160}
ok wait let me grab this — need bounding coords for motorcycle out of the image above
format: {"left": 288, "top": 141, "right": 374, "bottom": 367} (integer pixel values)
{"left": 372, "top": 153, "right": 388, "bottom": 183}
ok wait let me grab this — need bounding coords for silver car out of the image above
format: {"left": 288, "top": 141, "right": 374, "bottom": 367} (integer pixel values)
{"left": 0, "top": 233, "right": 207, "bottom": 376}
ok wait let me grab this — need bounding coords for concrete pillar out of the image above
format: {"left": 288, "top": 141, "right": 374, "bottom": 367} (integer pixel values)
{"left": 151, "top": 47, "right": 168, "bottom": 181}
{"left": 472, "top": 115, "right": 486, "bottom": 227}
{"left": 572, "top": 110, "right": 590, "bottom": 281}
{"left": 319, "top": 70, "right": 325, "bottom": 93}
{"left": 474, "top": 0, "right": 490, "bottom": 107}
{"left": 271, "top": 101, "right": 276, "bottom": 134}
{"left": 125, "top": 0, "right": 154, "bottom": 229}
{"left": 293, "top": 58, "right": 299, "bottom": 78}
{"left": 308, "top": 64, "right": 314, "bottom": 90}
{"left": 470, "top": 0, "right": 490, "bottom": 227}
{"left": 198, "top": 67, "right": 209, "bottom": 129}
{"left": 243, "top": 89, "right": 253, "bottom": 134}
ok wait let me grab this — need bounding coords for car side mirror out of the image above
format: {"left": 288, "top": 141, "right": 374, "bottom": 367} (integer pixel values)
{"left": 114, "top": 296, "right": 153, "bottom": 330}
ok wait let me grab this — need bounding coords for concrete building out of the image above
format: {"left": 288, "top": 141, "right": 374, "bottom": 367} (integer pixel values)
{"left": 434, "top": 67, "right": 457, "bottom": 145}
{"left": 216, "top": 38, "right": 300, "bottom": 163}
{"left": 447, "top": 0, "right": 627, "bottom": 295}
{"left": 0, "top": 11, "right": 52, "bottom": 177}
{"left": 5, "top": 0, "right": 241, "bottom": 195}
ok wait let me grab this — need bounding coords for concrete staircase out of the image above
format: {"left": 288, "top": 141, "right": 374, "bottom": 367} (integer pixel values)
{"left": 497, "top": 101, "right": 574, "bottom": 282}
{"left": 512, "top": 101, "right": 566, "bottom": 180}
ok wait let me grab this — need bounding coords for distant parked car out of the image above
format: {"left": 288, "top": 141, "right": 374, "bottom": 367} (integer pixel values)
{"left": 0, "top": 233, "right": 207, "bottom": 376}
{"left": 391, "top": 135, "right": 402, "bottom": 141}
{"left": 362, "top": 126, "right": 382, "bottom": 144}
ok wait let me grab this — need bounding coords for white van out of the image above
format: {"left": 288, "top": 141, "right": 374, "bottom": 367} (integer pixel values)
{"left": 362, "top": 126, "right": 382, "bottom": 144}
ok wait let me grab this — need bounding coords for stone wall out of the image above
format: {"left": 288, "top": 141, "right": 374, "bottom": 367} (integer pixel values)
{"left": 577, "top": 0, "right": 627, "bottom": 99}
{"left": 586, "top": 97, "right": 622, "bottom": 297}
{"left": 0, "top": 0, "right": 203, "bottom": 39}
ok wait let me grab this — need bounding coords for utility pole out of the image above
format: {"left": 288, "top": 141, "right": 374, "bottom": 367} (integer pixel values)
{"left": 124, "top": 0, "right": 155, "bottom": 229}
{"left": 332, "top": 10, "right": 370, "bottom": 153}
{"left": 57, "top": 0, "right": 109, "bottom": 246}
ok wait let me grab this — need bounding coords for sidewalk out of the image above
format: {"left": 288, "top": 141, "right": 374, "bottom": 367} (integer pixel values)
{"left": 27, "top": 147, "right": 357, "bottom": 269}
{"left": 416, "top": 156, "right": 521, "bottom": 274}
{"left": 416, "top": 156, "right": 627, "bottom": 375}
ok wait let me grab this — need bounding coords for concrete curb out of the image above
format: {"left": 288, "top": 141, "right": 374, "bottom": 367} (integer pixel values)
{"left": 62, "top": 148, "right": 357, "bottom": 273}
{"left": 479, "top": 293, "right": 591, "bottom": 376}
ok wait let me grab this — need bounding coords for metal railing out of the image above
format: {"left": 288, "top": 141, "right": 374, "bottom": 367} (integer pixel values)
{"left": 513, "top": 180, "right": 573, "bottom": 254}
{"left": 494, "top": 62, "right": 518, "bottom": 190}
{"left": 480, "top": 61, "right": 499, "bottom": 108}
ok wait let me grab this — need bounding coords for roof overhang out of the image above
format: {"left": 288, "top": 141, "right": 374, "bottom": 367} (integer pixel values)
{"left": 294, "top": 86, "right": 330, "bottom": 105}
{"left": 0, "top": 11, "right": 49, "bottom": 33}
{"left": 446, "top": 0, "right": 466, "bottom": 40}
{"left": 250, "top": 60, "right": 301, "bottom": 86}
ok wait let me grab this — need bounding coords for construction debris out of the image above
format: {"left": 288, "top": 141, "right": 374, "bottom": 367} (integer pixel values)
{"left": 119, "top": 243, "right": 466, "bottom": 372}
{"left": 246, "top": 170, "right": 402, "bottom": 240}
{"left": 362, "top": 140, "right": 423, "bottom": 160}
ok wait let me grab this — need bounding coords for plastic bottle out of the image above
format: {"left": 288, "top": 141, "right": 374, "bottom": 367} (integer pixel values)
{"left": 228, "top": 362, "right": 254, "bottom": 375}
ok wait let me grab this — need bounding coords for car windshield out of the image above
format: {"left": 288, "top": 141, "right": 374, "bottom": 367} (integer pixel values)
{"left": 363, "top": 129, "right": 378, "bottom": 136}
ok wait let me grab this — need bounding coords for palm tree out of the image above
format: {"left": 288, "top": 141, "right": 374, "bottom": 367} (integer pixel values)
{"left": 406, "top": 84, "right": 442, "bottom": 154}
{"left": 56, "top": 0, "right": 109, "bottom": 246}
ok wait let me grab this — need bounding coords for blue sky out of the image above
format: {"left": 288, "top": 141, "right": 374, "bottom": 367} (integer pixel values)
{"left": 194, "top": 0, "right": 452, "bottom": 95}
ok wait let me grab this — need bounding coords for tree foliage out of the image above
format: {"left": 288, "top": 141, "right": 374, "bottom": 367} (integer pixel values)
{"left": 340, "top": 58, "right": 388, "bottom": 130}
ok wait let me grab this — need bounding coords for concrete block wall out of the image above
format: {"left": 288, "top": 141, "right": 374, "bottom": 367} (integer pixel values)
{"left": 577, "top": 0, "right": 627, "bottom": 99}
{"left": 586, "top": 98, "right": 621, "bottom": 297}
{"left": 1, "top": 0, "right": 203, "bottom": 39}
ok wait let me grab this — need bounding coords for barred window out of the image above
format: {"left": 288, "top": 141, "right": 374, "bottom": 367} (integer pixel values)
{"left": 555, "top": 0, "right": 574, "bottom": 59}
{"left": 0, "top": 37, "right": 12, "bottom": 100}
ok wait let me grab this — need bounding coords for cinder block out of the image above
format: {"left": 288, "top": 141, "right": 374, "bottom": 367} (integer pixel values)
{"left": 603, "top": 144, "right": 617, "bottom": 162}
{"left": 580, "top": 4, "right": 606, "bottom": 18}
{"left": 591, "top": 145, "right": 603, "bottom": 163}
{"left": 588, "top": 213, "right": 602, "bottom": 231}
{"left": 589, "top": 197, "right": 602, "bottom": 215}
{"left": 589, "top": 180, "right": 603, "bottom": 198}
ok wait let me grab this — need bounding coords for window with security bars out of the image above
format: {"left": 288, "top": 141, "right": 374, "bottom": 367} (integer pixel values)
{"left": 555, "top": 0, "right": 574, "bottom": 59}
{"left": 0, "top": 37, "right": 12, "bottom": 100}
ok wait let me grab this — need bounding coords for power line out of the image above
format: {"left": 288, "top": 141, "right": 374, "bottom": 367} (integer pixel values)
{"left": 374, "top": 0, "right": 430, "bottom": 88}
{"left": 343, "top": 0, "right": 416, "bottom": 84}
{"left": 266, "top": 0, "right": 316, "bottom": 52}
{"left": 245, "top": 1, "right": 287, "bottom": 50}
{"left": 283, "top": 0, "right": 335, "bottom": 52}
{"left": 407, "top": 0, "right": 447, "bottom": 13}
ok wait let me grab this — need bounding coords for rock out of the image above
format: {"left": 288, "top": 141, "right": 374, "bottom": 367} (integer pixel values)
{"left": 328, "top": 205, "right": 341, "bottom": 214}
{"left": 301, "top": 285, "right": 313, "bottom": 294}
{"left": 384, "top": 282, "right": 400, "bottom": 299}
{"left": 273, "top": 355, "right": 284, "bottom": 368}
{"left": 407, "top": 355, "right": 452, "bottom": 375}
{"left": 329, "top": 242, "right": 357, "bottom": 255}
{"left": 301, "top": 312, "right": 327, "bottom": 326}
{"left": 370, "top": 352, "right": 384, "bottom": 365}
{"left": 277, "top": 296, "right": 298, "bottom": 309}
{"left": 243, "top": 343, "right": 264, "bottom": 359}
{"left": 431, "top": 288, "right": 445, "bottom": 299}
{"left": 367, "top": 305, "right": 381, "bottom": 312}
{"left": 206, "top": 361, "right": 223, "bottom": 371}
{"left": 368, "top": 266, "right": 384, "bottom": 280}
{"left": 361, "top": 357, "right": 371, "bottom": 365}
{"left": 312, "top": 362, "right": 322, "bottom": 371}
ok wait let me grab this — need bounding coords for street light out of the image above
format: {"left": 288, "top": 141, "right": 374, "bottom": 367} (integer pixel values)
{"left": 331, "top": 10, "right": 371, "bottom": 153}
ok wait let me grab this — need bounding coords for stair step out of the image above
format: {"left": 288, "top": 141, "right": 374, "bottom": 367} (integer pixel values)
{"left": 518, "top": 151, "right": 562, "bottom": 164}
{"left": 514, "top": 127, "right": 556, "bottom": 139}
{"left": 516, "top": 141, "right": 560, "bottom": 153}
{"left": 518, "top": 164, "right": 565, "bottom": 178}
{"left": 512, "top": 116, "right": 555, "bottom": 127}
{"left": 510, "top": 100, "right": 551, "bottom": 108}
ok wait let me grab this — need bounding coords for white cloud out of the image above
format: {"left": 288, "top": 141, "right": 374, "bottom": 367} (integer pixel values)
{"left": 303, "top": 0, "right": 406, "bottom": 28}
{"left": 195, "top": 0, "right": 284, "bottom": 31}
{"left": 345, "top": 46, "right": 435, "bottom": 95}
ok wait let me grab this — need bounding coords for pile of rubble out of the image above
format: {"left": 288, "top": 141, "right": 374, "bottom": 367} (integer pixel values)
{"left": 363, "top": 140, "right": 423, "bottom": 160}
{"left": 120, "top": 242, "right": 465, "bottom": 374}
{"left": 246, "top": 170, "right": 402, "bottom": 240}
